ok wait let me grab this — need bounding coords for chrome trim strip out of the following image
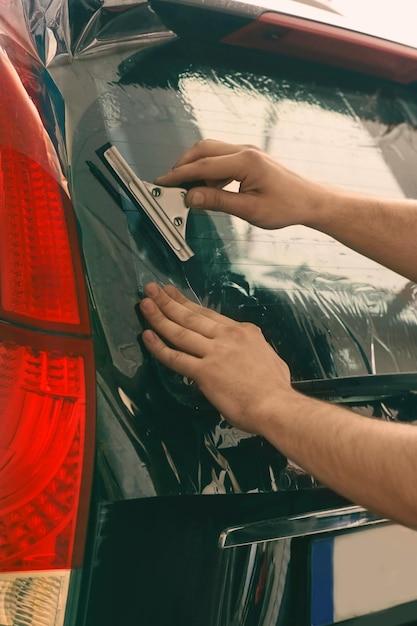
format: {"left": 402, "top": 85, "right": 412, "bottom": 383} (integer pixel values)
{"left": 219, "top": 506, "right": 388, "bottom": 549}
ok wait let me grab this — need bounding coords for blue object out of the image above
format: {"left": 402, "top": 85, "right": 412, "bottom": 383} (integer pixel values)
{"left": 311, "top": 537, "right": 334, "bottom": 626}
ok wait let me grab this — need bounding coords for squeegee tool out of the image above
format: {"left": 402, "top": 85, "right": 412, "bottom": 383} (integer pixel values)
{"left": 103, "top": 145, "right": 194, "bottom": 262}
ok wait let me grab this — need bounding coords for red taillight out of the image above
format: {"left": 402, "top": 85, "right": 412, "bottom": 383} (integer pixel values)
{"left": 223, "top": 12, "right": 417, "bottom": 84}
{"left": 0, "top": 44, "right": 95, "bottom": 625}
{"left": 0, "top": 324, "right": 94, "bottom": 573}
{"left": 0, "top": 47, "right": 62, "bottom": 184}
{"left": 0, "top": 48, "right": 89, "bottom": 334}
{"left": 0, "top": 147, "right": 89, "bottom": 331}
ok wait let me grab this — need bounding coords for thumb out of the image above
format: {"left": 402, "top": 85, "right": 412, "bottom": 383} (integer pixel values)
{"left": 186, "top": 186, "right": 254, "bottom": 220}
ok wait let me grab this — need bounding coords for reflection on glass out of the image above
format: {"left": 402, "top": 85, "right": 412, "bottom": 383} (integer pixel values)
{"left": 68, "top": 41, "right": 417, "bottom": 497}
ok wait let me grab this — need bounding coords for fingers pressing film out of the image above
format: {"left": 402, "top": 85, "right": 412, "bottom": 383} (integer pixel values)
{"left": 140, "top": 297, "right": 210, "bottom": 357}
{"left": 142, "top": 330, "right": 199, "bottom": 377}
{"left": 141, "top": 283, "right": 294, "bottom": 439}
{"left": 163, "top": 285, "right": 236, "bottom": 327}
{"left": 145, "top": 283, "right": 218, "bottom": 338}
{"left": 139, "top": 282, "right": 241, "bottom": 368}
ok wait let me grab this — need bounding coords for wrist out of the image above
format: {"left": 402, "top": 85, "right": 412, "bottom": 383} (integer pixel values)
{"left": 303, "top": 185, "right": 344, "bottom": 231}
{"left": 305, "top": 184, "right": 376, "bottom": 235}
{"left": 256, "top": 388, "right": 308, "bottom": 439}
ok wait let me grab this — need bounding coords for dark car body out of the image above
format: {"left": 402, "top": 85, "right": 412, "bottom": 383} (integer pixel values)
{"left": 2, "top": 2, "right": 417, "bottom": 625}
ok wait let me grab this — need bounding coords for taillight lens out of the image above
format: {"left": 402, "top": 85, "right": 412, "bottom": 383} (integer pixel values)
{"left": 0, "top": 49, "right": 89, "bottom": 334}
{"left": 0, "top": 44, "right": 95, "bottom": 626}
{"left": 0, "top": 325, "right": 95, "bottom": 625}
{"left": 0, "top": 325, "right": 94, "bottom": 573}
{"left": 0, "top": 570, "right": 70, "bottom": 626}
{"left": 0, "top": 147, "right": 89, "bottom": 331}
{"left": 0, "top": 47, "right": 62, "bottom": 185}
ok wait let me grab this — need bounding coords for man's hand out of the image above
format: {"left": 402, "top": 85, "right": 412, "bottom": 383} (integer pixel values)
{"left": 140, "top": 282, "right": 295, "bottom": 434}
{"left": 140, "top": 282, "right": 417, "bottom": 529}
{"left": 145, "top": 140, "right": 417, "bottom": 527}
{"left": 157, "top": 138, "right": 417, "bottom": 283}
{"left": 155, "top": 138, "right": 333, "bottom": 230}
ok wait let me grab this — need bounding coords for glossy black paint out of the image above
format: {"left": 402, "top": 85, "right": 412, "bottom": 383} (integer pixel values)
{"left": 80, "top": 494, "right": 417, "bottom": 626}
{"left": 81, "top": 491, "right": 347, "bottom": 626}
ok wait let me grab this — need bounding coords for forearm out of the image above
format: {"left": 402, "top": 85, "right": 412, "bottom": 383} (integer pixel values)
{"left": 262, "top": 393, "right": 417, "bottom": 528}
{"left": 311, "top": 191, "right": 417, "bottom": 283}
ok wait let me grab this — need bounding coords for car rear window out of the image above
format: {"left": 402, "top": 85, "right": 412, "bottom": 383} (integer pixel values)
{"left": 66, "top": 41, "right": 417, "bottom": 495}
{"left": 71, "top": 42, "right": 417, "bottom": 381}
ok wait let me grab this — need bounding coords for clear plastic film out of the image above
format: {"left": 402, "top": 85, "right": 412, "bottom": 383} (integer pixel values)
{"left": 64, "top": 38, "right": 417, "bottom": 497}
{"left": 2, "top": 2, "right": 417, "bottom": 498}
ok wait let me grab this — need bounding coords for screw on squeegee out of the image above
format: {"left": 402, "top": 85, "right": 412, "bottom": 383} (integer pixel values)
{"left": 174, "top": 217, "right": 183, "bottom": 227}
{"left": 152, "top": 187, "right": 161, "bottom": 197}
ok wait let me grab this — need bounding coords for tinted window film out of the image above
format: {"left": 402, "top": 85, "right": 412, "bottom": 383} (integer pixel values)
{"left": 67, "top": 43, "right": 417, "bottom": 496}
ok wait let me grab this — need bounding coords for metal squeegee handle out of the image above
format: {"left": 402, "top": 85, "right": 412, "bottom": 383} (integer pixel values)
{"left": 104, "top": 146, "right": 194, "bottom": 262}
